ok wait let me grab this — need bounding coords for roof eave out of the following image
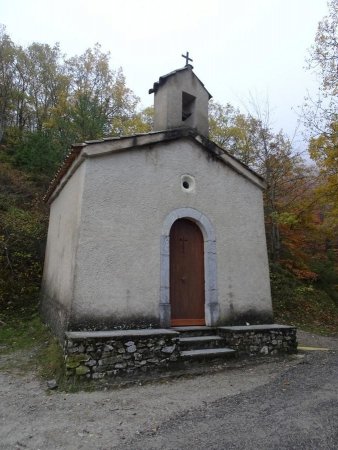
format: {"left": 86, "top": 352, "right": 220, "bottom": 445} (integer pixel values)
{"left": 44, "top": 127, "right": 266, "bottom": 203}
{"left": 149, "top": 66, "right": 212, "bottom": 99}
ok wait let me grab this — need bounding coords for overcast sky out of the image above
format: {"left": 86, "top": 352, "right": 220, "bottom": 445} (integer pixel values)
{"left": 1, "top": 0, "right": 329, "bottom": 148}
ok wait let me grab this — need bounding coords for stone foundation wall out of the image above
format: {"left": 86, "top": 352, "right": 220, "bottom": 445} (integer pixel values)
{"left": 64, "top": 324, "right": 297, "bottom": 380}
{"left": 64, "top": 329, "right": 180, "bottom": 380}
{"left": 218, "top": 325, "right": 297, "bottom": 356}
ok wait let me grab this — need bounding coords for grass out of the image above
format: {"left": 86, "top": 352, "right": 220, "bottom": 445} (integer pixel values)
{"left": 271, "top": 264, "right": 338, "bottom": 336}
{"left": 0, "top": 313, "right": 47, "bottom": 353}
{"left": 0, "top": 305, "right": 64, "bottom": 382}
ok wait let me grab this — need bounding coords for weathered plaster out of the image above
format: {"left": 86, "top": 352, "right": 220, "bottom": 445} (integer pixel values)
{"left": 40, "top": 161, "right": 86, "bottom": 338}
{"left": 62, "top": 138, "right": 272, "bottom": 330}
{"left": 151, "top": 68, "right": 210, "bottom": 136}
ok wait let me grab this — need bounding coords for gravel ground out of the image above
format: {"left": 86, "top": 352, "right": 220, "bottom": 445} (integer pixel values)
{"left": 0, "top": 331, "right": 337, "bottom": 450}
{"left": 121, "top": 343, "right": 338, "bottom": 450}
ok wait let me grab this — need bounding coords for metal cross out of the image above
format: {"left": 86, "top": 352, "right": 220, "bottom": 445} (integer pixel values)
{"left": 179, "top": 236, "right": 188, "bottom": 253}
{"left": 181, "top": 51, "right": 193, "bottom": 66}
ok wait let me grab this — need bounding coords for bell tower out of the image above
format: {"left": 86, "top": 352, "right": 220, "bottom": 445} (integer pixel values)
{"left": 149, "top": 54, "right": 212, "bottom": 137}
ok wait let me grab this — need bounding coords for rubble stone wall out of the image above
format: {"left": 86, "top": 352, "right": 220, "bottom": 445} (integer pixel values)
{"left": 64, "top": 330, "right": 180, "bottom": 380}
{"left": 218, "top": 325, "right": 297, "bottom": 356}
{"left": 64, "top": 325, "right": 297, "bottom": 380}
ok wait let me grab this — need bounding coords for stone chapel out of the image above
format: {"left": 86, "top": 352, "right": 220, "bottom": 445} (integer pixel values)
{"left": 41, "top": 62, "right": 275, "bottom": 340}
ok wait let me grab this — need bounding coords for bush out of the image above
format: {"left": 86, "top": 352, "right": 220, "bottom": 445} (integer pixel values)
{"left": 13, "top": 130, "right": 65, "bottom": 178}
{"left": 311, "top": 252, "right": 338, "bottom": 302}
{"left": 270, "top": 262, "right": 338, "bottom": 334}
{"left": 0, "top": 163, "right": 48, "bottom": 311}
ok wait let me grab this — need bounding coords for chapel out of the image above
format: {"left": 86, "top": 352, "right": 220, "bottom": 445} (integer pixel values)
{"left": 41, "top": 58, "right": 274, "bottom": 340}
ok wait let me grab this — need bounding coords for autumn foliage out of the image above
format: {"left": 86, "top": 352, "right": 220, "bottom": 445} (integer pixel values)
{"left": 0, "top": 2, "right": 337, "bottom": 333}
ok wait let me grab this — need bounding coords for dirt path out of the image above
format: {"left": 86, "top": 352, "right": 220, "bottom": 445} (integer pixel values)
{"left": 297, "top": 329, "right": 338, "bottom": 350}
{"left": 0, "top": 331, "right": 337, "bottom": 450}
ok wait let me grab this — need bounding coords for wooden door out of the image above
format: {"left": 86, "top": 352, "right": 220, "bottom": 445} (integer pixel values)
{"left": 170, "top": 219, "right": 205, "bottom": 326}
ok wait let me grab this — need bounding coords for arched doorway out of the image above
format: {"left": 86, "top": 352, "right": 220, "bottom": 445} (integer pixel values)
{"left": 160, "top": 207, "right": 219, "bottom": 328}
{"left": 170, "top": 219, "right": 205, "bottom": 326}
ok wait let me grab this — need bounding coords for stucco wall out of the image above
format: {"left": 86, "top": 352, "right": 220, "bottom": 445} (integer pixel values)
{"left": 68, "top": 138, "right": 272, "bottom": 330}
{"left": 40, "top": 161, "right": 86, "bottom": 337}
{"left": 153, "top": 70, "right": 210, "bottom": 136}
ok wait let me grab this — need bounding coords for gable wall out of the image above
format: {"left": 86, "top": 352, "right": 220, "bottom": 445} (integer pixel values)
{"left": 69, "top": 139, "right": 272, "bottom": 330}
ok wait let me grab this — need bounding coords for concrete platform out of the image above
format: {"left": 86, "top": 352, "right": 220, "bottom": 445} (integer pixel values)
{"left": 66, "top": 329, "right": 179, "bottom": 340}
{"left": 219, "top": 324, "right": 296, "bottom": 331}
{"left": 181, "top": 348, "right": 236, "bottom": 360}
{"left": 179, "top": 336, "right": 223, "bottom": 343}
{"left": 171, "top": 326, "right": 214, "bottom": 332}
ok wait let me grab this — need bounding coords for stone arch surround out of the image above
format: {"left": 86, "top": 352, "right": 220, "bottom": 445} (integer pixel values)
{"left": 160, "top": 207, "right": 219, "bottom": 328}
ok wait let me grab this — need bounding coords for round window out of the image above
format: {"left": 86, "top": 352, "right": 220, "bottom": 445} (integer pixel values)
{"left": 181, "top": 175, "right": 195, "bottom": 193}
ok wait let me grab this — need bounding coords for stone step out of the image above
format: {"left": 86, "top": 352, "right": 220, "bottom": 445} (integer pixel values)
{"left": 171, "top": 326, "right": 217, "bottom": 337}
{"left": 179, "top": 335, "right": 224, "bottom": 350}
{"left": 180, "top": 347, "right": 236, "bottom": 360}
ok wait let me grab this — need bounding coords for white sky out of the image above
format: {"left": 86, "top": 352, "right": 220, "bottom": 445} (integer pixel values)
{"left": 1, "top": 0, "right": 329, "bottom": 148}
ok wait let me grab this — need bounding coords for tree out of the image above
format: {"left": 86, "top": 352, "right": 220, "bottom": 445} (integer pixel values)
{"left": 0, "top": 35, "right": 149, "bottom": 177}
{"left": 304, "top": 0, "right": 337, "bottom": 137}
{"left": 24, "top": 42, "right": 66, "bottom": 131}
{"left": 0, "top": 163, "right": 47, "bottom": 309}
{"left": 210, "top": 98, "right": 314, "bottom": 262}
{"left": 0, "top": 25, "right": 17, "bottom": 142}
{"left": 304, "top": 0, "right": 338, "bottom": 237}
{"left": 309, "top": 0, "right": 337, "bottom": 97}
{"left": 64, "top": 45, "right": 140, "bottom": 140}
{"left": 308, "top": 122, "right": 338, "bottom": 234}
{"left": 209, "top": 100, "right": 262, "bottom": 166}
{"left": 111, "top": 106, "right": 153, "bottom": 136}
{"left": 209, "top": 101, "right": 239, "bottom": 148}
{"left": 13, "top": 130, "right": 65, "bottom": 179}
